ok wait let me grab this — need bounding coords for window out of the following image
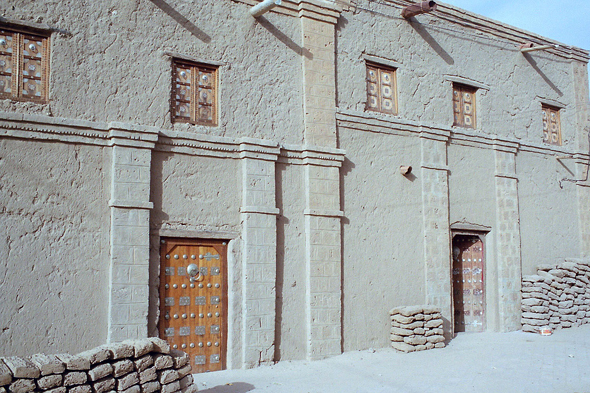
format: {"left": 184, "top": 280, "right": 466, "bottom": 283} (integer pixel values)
{"left": 0, "top": 27, "right": 50, "bottom": 102}
{"left": 366, "top": 62, "right": 397, "bottom": 115}
{"left": 452, "top": 83, "right": 477, "bottom": 128}
{"left": 172, "top": 60, "right": 217, "bottom": 126}
{"left": 542, "top": 105, "right": 561, "bottom": 146}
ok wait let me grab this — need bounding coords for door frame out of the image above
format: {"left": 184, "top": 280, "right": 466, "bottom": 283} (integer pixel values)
{"left": 450, "top": 223, "right": 490, "bottom": 335}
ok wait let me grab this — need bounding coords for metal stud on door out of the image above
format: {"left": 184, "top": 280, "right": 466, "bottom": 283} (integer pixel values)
{"left": 159, "top": 238, "right": 227, "bottom": 373}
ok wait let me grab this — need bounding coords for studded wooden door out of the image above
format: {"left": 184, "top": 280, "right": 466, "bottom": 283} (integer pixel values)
{"left": 452, "top": 235, "right": 485, "bottom": 332}
{"left": 159, "top": 238, "right": 227, "bottom": 373}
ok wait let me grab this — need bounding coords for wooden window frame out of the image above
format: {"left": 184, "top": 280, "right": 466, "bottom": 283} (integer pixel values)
{"left": 542, "top": 104, "right": 562, "bottom": 146}
{"left": 452, "top": 83, "right": 477, "bottom": 129}
{"left": 366, "top": 62, "right": 398, "bottom": 115}
{"left": 171, "top": 59, "right": 218, "bottom": 126}
{"left": 0, "top": 25, "right": 50, "bottom": 103}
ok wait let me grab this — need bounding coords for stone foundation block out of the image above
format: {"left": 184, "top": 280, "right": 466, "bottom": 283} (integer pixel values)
{"left": 179, "top": 375, "right": 193, "bottom": 390}
{"left": 176, "top": 365, "right": 191, "bottom": 379}
{"left": 141, "top": 381, "right": 161, "bottom": 393}
{"left": 64, "top": 371, "right": 87, "bottom": 386}
{"left": 403, "top": 336, "right": 426, "bottom": 346}
{"left": 30, "top": 354, "right": 65, "bottom": 376}
{"left": 148, "top": 338, "right": 171, "bottom": 355}
{"left": 56, "top": 354, "right": 90, "bottom": 371}
{"left": 122, "top": 385, "right": 141, "bottom": 393}
{"left": 0, "top": 360, "right": 13, "bottom": 386}
{"left": 68, "top": 384, "right": 91, "bottom": 393}
{"left": 44, "top": 388, "right": 66, "bottom": 393}
{"left": 158, "top": 369, "right": 179, "bottom": 385}
{"left": 2, "top": 357, "right": 40, "bottom": 379}
{"left": 113, "top": 359, "right": 134, "bottom": 377}
{"left": 8, "top": 378, "right": 36, "bottom": 393}
{"left": 390, "top": 342, "right": 415, "bottom": 353}
{"left": 37, "top": 374, "right": 63, "bottom": 390}
{"left": 124, "top": 340, "right": 154, "bottom": 358}
{"left": 434, "top": 342, "right": 445, "bottom": 348}
{"left": 78, "top": 347, "right": 111, "bottom": 365}
{"left": 139, "top": 366, "right": 157, "bottom": 384}
{"left": 426, "top": 335, "right": 445, "bottom": 344}
{"left": 92, "top": 377, "right": 115, "bottom": 393}
{"left": 88, "top": 363, "right": 113, "bottom": 382}
{"left": 391, "top": 327, "right": 413, "bottom": 336}
{"left": 117, "top": 371, "right": 139, "bottom": 391}
{"left": 161, "top": 381, "right": 180, "bottom": 393}
{"left": 424, "top": 319, "right": 442, "bottom": 328}
{"left": 153, "top": 355, "right": 173, "bottom": 370}
{"left": 389, "top": 334, "right": 404, "bottom": 342}
{"left": 108, "top": 343, "right": 134, "bottom": 360}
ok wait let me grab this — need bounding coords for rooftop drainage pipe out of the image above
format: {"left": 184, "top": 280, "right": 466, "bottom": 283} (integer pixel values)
{"left": 250, "top": 0, "right": 281, "bottom": 17}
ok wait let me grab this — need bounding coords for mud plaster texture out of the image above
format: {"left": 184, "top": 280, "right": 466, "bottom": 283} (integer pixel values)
{"left": 0, "top": 0, "right": 589, "bottom": 370}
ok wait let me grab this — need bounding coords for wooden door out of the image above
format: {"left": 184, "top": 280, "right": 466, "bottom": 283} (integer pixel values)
{"left": 159, "top": 238, "right": 228, "bottom": 372}
{"left": 452, "top": 235, "right": 485, "bottom": 332}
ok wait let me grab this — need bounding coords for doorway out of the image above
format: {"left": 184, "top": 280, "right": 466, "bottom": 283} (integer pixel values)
{"left": 452, "top": 235, "right": 485, "bottom": 332}
{"left": 159, "top": 238, "right": 228, "bottom": 372}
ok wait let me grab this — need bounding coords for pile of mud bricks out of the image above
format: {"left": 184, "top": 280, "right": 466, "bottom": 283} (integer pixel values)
{"left": 390, "top": 305, "right": 445, "bottom": 353}
{"left": 522, "top": 259, "right": 590, "bottom": 333}
{"left": 0, "top": 338, "right": 198, "bottom": 393}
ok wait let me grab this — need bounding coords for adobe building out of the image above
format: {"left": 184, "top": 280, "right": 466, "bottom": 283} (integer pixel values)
{"left": 1, "top": 0, "right": 589, "bottom": 371}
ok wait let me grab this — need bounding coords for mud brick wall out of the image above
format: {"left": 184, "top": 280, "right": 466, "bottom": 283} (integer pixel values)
{"left": 0, "top": 338, "right": 198, "bottom": 393}
{"left": 521, "top": 260, "right": 590, "bottom": 333}
{"left": 390, "top": 305, "right": 446, "bottom": 353}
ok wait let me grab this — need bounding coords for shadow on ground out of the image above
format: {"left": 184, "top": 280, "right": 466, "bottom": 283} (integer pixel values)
{"left": 199, "top": 382, "right": 255, "bottom": 393}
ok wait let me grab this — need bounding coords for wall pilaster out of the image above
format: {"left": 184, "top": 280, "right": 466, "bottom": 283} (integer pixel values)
{"left": 493, "top": 140, "right": 522, "bottom": 332}
{"left": 239, "top": 141, "right": 280, "bottom": 368}
{"left": 107, "top": 127, "right": 158, "bottom": 343}
{"left": 419, "top": 130, "right": 452, "bottom": 336}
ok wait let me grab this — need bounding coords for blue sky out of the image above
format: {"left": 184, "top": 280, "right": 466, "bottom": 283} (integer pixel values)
{"left": 443, "top": 0, "right": 590, "bottom": 51}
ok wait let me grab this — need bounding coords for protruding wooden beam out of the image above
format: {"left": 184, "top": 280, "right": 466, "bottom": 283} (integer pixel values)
{"left": 250, "top": 0, "right": 281, "bottom": 17}
{"left": 520, "top": 42, "right": 558, "bottom": 53}
{"left": 401, "top": 1, "right": 437, "bottom": 18}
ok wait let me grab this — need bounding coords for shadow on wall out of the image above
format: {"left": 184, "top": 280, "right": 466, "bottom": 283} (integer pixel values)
{"left": 255, "top": 16, "right": 313, "bottom": 60}
{"left": 200, "top": 382, "right": 255, "bottom": 393}
{"left": 149, "top": 0, "right": 212, "bottom": 43}
{"left": 522, "top": 53, "right": 564, "bottom": 97}
{"left": 408, "top": 17, "right": 454, "bottom": 65}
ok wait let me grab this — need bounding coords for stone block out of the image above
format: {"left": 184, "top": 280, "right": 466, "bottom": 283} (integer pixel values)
{"left": 413, "top": 328, "right": 425, "bottom": 335}
{"left": 37, "top": 374, "right": 63, "bottom": 390}
{"left": 107, "top": 343, "right": 134, "bottom": 360}
{"left": 8, "top": 378, "right": 36, "bottom": 393}
{"left": 179, "top": 375, "right": 193, "bottom": 390}
{"left": 181, "top": 384, "right": 199, "bottom": 393}
{"left": 422, "top": 305, "right": 440, "bottom": 314}
{"left": 426, "top": 335, "right": 445, "bottom": 343}
{"left": 158, "top": 369, "right": 179, "bottom": 385}
{"left": 153, "top": 355, "right": 173, "bottom": 371}
{"left": 77, "top": 347, "right": 111, "bottom": 365}
{"left": 113, "top": 359, "right": 134, "bottom": 377}
{"left": 434, "top": 342, "right": 445, "bottom": 348}
{"left": 425, "top": 342, "right": 435, "bottom": 350}
{"left": 56, "top": 354, "right": 90, "bottom": 371}
{"left": 141, "top": 381, "right": 161, "bottom": 393}
{"left": 389, "top": 334, "right": 403, "bottom": 342}
{"left": 2, "top": 357, "right": 40, "bottom": 379}
{"left": 68, "top": 385, "right": 92, "bottom": 393}
{"left": 121, "top": 385, "right": 141, "bottom": 393}
{"left": 521, "top": 318, "right": 546, "bottom": 326}
{"left": 424, "top": 330, "right": 435, "bottom": 337}
{"left": 64, "top": 371, "right": 87, "bottom": 386}
{"left": 30, "top": 354, "right": 65, "bottom": 376}
{"left": 404, "top": 336, "right": 426, "bottom": 345}
{"left": 425, "top": 319, "right": 442, "bottom": 328}
{"left": 133, "top": 356, "right": 153, "bottom": 373}
{"left": 562, "top": 321, "right": 573, "bottom": 328}
{"left": 176, "top": 365, "right": 191, "bottom": 379}
{"left": 117, "top": 372, "right": 139, "bottom": 391}
{"left": 415, "top": 345, "right": 427, "bottom": 351}
{"left": 148, "top": 338, "right": 171, "bottom": 354}
{"left": 521, "top": 298, "right": 543, "bottom": 307}
{"left": 390, "top": 327, "right": 413, "bottom": 336}
{"left": 0, "top": 359, "right": 13, "bottom": 386}
{"left": 391, "top": 314, "right": 414, "bottom": 324}
{"left": 391, "top": 341, "right": 416, "bottom": 353}
{"left": 124, "top": 340, "right": 154, "bottom": 358}
{"left": 161, "top": 381, "right": 180, "bottom": 393}
{"left": 44, "top": 388, "right": 66, "bottom": 393}
{"left": 522, "top": 312, "right": 549, "bottom": 320}
{"left": 139, "top": 366, "right": 157, "bottom": 384}
{"left": 88, "top": 363, "right": 113, "bottom": 382}
{"left": 92, "top": 377, "right": 116, "bottom": 393}
{"left": 530, "top": 306, "right": 549, "bottom": 314}
{"left": 404, "top": 321, "right": 424, "bottom": 330}
{"left": 413, "top": 314, "right": 425, "bottom": 321}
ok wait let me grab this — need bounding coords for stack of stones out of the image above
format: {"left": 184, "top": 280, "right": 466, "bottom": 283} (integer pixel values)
{"left": 0, "top": 338, "right": 198, "bottom": 393}
{"left": 522, "top": 259, "right": 590, "bottom": 333}
{"left": 389, "top": 305, "right": 446, "bottom": 353}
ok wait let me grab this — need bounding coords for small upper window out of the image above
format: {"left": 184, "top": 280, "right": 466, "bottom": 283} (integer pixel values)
{"left": 172, "top": 59, "right": 218, "bottom": 126}
{"left": 0, "top": 27, "right": 50, "bottom": 102}
{"left": 366, "top": 62, "right": 397, "bottom": 115}
{"left": 452, "top": 83, "right": 477, "bottom": 128}
{"left": 542, "top": 105, "right": 561, "bottom": 146}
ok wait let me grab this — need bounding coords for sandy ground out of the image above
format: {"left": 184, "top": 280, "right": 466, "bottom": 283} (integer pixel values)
{"left": 193, "top": 325, "right": 590, "bottom": 393}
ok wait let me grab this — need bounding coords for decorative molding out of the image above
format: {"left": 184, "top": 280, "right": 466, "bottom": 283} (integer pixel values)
{"left": 279, "top": 144, "right": 345, "bottom": 167}
{"left": 450, "top": 221, "right": 492, "bottom": 233}
{"left": 240, "top": 206, "right": 281, "bottom": 215}
{"left": 156, "top": 228, "right": 239, "bottom": 239}
{"left": 363, "top": 54, "right": 402, "bottom": 69}
{"left": 109, "top": 200, "right": 154, "bottom": 210}
{"left": 444, "top": 75, "right": 490, "bottom": 91}
{"left": 298, "top": 0, "right": 342, "bottom": 23}
{"left": 161, "top": 51, "right": 227, "bottom": 67}
{"left": 304, "top": 208, "right": 344, "bottom": 217}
